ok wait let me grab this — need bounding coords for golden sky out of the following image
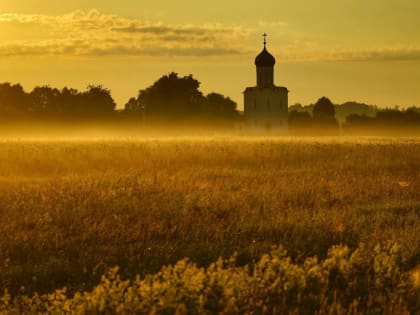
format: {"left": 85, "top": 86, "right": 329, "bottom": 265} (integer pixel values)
{"left": 1, "top": 0, "right": 420, "bottom": 108}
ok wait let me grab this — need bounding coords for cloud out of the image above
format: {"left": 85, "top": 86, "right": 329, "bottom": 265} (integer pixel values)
{"left": 88, "top": 46, "right": 243, "bottom": 57}
{"left": 1, "top": 10, "right": 419, "bottom": 62}
{"left": 257, "top": 21, "right": 289, "bottom": 29}
{"left": 328, "top": 48, "right": 420, "bottom": 62}
{"left": 112, "top": 25, "right": 209, "bottom": 36}
{"left": 0, "top": 10, "right": 249, "bottom": 57}
{"left": 270, "top": 41, "right": 420, "bottom": 62}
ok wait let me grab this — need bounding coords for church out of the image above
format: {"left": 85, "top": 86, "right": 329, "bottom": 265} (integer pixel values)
{"left": 244, "top": 35, "right": 289, "bottom": 134}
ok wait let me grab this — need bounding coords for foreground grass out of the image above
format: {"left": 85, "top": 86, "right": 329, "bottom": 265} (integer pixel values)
{"left": 2, "top": 243, "right": 419, "bottom": 314}
{"left": 0, "top": 137, "right": 419, "bottom": 313}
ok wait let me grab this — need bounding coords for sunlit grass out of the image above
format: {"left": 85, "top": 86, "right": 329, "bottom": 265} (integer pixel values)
{"left": 0, "top": 137, "right": 418, "bottom": 313}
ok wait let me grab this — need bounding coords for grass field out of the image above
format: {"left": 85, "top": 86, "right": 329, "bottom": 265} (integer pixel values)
{"left": 0, "top": 137, "right": 419, "bottom": 314}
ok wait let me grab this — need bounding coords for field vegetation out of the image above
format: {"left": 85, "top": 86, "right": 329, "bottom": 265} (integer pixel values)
{"left": 0, "top": 137, "right": 419, "bottom": 314}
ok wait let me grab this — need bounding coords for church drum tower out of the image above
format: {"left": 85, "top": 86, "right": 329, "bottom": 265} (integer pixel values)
{"left": 244, "top": 34, "right": 288, "bottom": 134}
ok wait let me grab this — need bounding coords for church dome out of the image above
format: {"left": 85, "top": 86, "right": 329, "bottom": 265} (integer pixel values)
{"left": 255, "top": 47, "right": 276, "bottom": 67}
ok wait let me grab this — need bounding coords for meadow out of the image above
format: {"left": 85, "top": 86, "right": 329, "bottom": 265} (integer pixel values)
{"left": 0, "top": 137, "right": 419, "bottom": 314}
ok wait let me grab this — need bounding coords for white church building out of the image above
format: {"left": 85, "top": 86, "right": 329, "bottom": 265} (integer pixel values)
{"left": 244, "top": 35, "right": 288, "bottom": 134}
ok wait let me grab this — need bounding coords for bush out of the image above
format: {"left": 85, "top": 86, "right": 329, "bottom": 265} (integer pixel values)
{"left": 1, "top": 243, "right": 419, "bottom": 314}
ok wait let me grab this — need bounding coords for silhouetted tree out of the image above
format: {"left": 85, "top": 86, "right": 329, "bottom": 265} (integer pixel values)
{"left": 123, "top": 97, "right": 144, "bottom": 122}
{"left": 289, "top": 110, "right": 312, "bottom": 125}
{"left": 202, "top": 93, "right": 238, "bottom": 118}
{"left": 288, "top": 110, "right": 313, "bottom": 135}
{"left": 0, "top": 83, "right": 30, "bottom": 117}
{"left": 345, "top": 113, "right": 374, "bottom": 126}
{"left": 313, "top": 97, "right": 336, "bottom": 120}
{"left": 125, "top": 74, "right": 239, "bottom": 122}
{"left": 406, "top": 107, "right": 420, "bottom": 123}
{"left": 376, "top": 109, "right": 405, "bottom": 125}
{"left": 28, "top": 85, "right": 116, "bottom": 117}
{"left": 57, "top": 87, "right": 80, "bottom": 114}
{"left": 125, "top": 97, "right": 142, "bottom": 112}
{"left": 312, "top": 97, "right": 339, "bottom": 133}
{"left": 344, "top": 107, "right": 420, "bottom": 135}
{"left": 29, "top": 86, "right": 60, "bottom": 114}
{"left": 81, "top": 85, "right": 116, "bottom": 116}
{"left": 335, "top": 102, "right": 377, "bottom": 122}
{"left": 136, "top": 72, "right": 204, "bottom": 117}
{"left": 288, "top": 103, "right": 305, "bottom": 112}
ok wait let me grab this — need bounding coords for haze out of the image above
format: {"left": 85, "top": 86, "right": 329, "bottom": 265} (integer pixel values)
{"left": 1, "top": 0, "right": 420, "bottom": 108}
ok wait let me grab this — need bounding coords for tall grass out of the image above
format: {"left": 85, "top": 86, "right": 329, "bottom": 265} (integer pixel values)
{"left": 0, "top": 137, "right": 419, "bottom": 313}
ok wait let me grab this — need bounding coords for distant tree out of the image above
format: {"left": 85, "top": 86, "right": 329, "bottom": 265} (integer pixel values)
{"left": 288, "top": 103, "right": 304, "bottom": 112}
{"left": 57, "top": 87, "right": 81, "bottom": 114}
{"left": 344, "top": 107, "right": 420, "bottom": 135}
{"left": 28, "top": 85, "right": 116, "bottom": 117}
{"left": 288, "top": 110, "right": 313, "bottom": 134}
{"left": 125, "top": 97, "right": 140, "bottom": 111}
{"left": 137, "top": 72, "right": 204, "bottom": 117}
{"left": 375, "top": 108, "right": 420, "bottom": 127}
{"left": 407, "top": 106, "right": 420, "bottom": 114}
{"left": 345, "top": 113, "right": 374, "bottom": 126}
{"left": 405, "top": 107, "right": 420, "bottom": 123}
{"left": 313, "top": 97, "right": 336, "bottom": 120}
{"left": 0, "top": 82, "right": 117, "bottom": 121}
{"left": 289, "top": 110, "right": 312, "bottom": 125}
{"left": 202, "top": 93, "right": 238, "bottom": 118}
{"left": 81, "top": 85, "right": 116, "bottom": 115}
{"left": 124, "top": 97, "right": 143, "bottom": 115}
{"left": 312, "top": 97, "right": 339, "bottom": 133}
{"left": 0, "top": 83, "right": 30, "bottom": 117}
{"left": 335, "top": 101, "right": 377, "bottom": 122}
{"left": 29, "top": 86, "right": 60, "bottom": 114}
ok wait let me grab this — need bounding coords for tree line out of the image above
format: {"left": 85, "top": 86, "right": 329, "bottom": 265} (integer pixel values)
{"left": 0, "top": 83, "right": 116, "bottom": 119}
{"left": 345, "top": 108, "right": 420, "bottom": 127}
{"left": 0, "top": 73, "right": 238, "bottom": 123}
{"left": 1, "top": 72, "right": 419, "bottom": 134}
{"left": 289, "top": 97, "right": 420, "bottom": 135}
{"left": 124, "top": 72, "right": 238, "bottom": 120}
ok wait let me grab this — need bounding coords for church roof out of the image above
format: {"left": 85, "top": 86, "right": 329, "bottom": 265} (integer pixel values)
{"left": 255, "top": 47, "right": 276, "bottom": 67}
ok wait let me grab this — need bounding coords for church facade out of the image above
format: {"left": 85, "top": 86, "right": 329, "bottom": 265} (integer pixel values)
{"left": 244, "top": 36, "right": 288, "bottom": 134}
